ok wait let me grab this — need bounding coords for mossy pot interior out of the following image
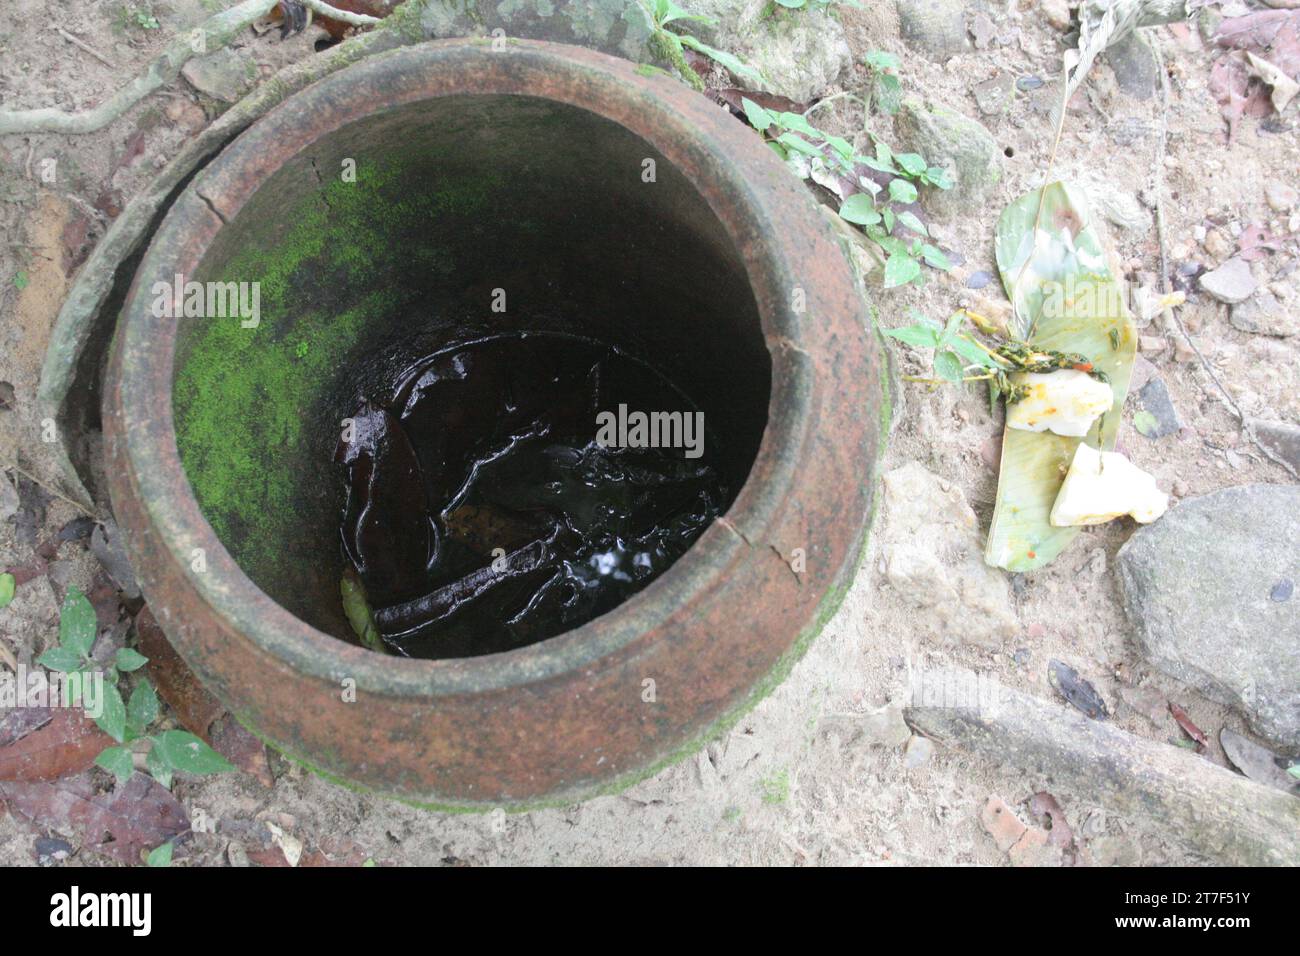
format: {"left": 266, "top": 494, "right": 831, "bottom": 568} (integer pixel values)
{"left": 175, "top": 92, "right": 770, "bottom": 643}
{"left": 105, "top": 40, "right": 881, "bottom": 806}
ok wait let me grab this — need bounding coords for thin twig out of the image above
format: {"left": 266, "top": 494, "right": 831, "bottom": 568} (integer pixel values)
{"left": 1149, "top": 43, "right": 1298, "bottom": 480}
{"left": 5, "top": 463, "right": 98, "bottom": 519}
{"left": 57, "top": 28, "right": 116, "bottom": 68}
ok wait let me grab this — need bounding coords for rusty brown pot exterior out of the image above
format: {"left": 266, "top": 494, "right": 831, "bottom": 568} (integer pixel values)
{"left": 103, "top": 40, "right": 883, "bottom": 808}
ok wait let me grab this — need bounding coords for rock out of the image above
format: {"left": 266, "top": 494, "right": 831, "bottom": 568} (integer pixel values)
{"left": 1095, "top": 188, "right": 1149, "bottom": 233}
{"left": 181, "top": 48, "right": 257, "bottom": 104}
{"left": 1042, "top": 0, "right": 1072, "bottom": 31}
{"left": 972, "top": 73, "right": 1015, "bottom": 117}
{"left": 1270, "top": 578, "right": 1293, "bottom": 602}
{"left": 859, "top": 701, "right": 912, "bottom": 747}
{"left": 1203, "top": 228, "right": 1233, "bottom": 261}
{"left": 1220, "top": 728, "right": 1298, "bottom": 794}
{"left": 1119, "top": 684, "right": 1167, "bottom": 725}
{"left": 969, "top": 13, "right": 996, "bottom": 50}
{"left": 1117, "top": 484, "right": 1300, "bottom": 749}
{"left": 896, "top": 0, "right": 967, "bottom": 60}
{"left": 896, "top": 99, "right": 1001, "bottom": 218}
{"left": 163, "top": 97, "right": 207, "bottom": 134}
{"left": 1265, "top": 180, "right": 1299, "bottom": 212}
{"left": 1136, "top": 377, "right": 1182, "bottom": 439}
{"left": 903, "top": 734, "right": 934, "bottom": 768}
{"left": 1104, "top": 32, "right": 1159, "bottom": 100}
{"left": 1199, "top": 257, "right": 1257, "bottom": 304}
{"left": 677, "top": 0, "right": 850, "bottom": 101}
{"left": 979, "top": 796, "right": 1027, "bottom": 852}
{"left": 880, "top": 462, "right": 1018, "bottom": 647}
{"left": 1231, "top": 292, "right": 1299, "bottom": 336}
{"left": 1251, "top": 419, "right": 1300, "bottom": 473}
{"left": 423, "top": 0, "right": 656, "bottom": 63}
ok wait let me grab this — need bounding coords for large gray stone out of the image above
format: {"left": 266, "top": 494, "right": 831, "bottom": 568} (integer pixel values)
{"left": 896, "top": 98, "right": 1002, "bottom": 218}
{"left": 1232, "top": 291, "right": 1299, "bottom": 337}
{"left": 1117, "top": 484, "right": 1300, "bottom": 749}
{"left": 896, "top": 0, "right": 968, "bottom": 61}
{"left": 678, "top": 0, "right": 851, "bottom": 102}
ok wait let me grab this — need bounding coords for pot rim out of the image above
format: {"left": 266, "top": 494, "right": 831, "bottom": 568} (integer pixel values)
{"left": 112, "top": 39, "right": 827, "bottom": 698}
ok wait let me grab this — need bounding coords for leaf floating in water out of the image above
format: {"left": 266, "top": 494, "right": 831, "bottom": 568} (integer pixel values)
{"left": 985, "top": 182, "right": 1137, "bottom": 571}
{"left": 1048, "top": 659, "right": 1109, "bottom": 720}
{"left": 340, "top": 569, "right": 385, "bottom": 654}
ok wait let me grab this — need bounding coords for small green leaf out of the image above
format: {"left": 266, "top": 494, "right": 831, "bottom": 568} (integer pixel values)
{"left": 678, "top": 33, "right": 763, "bottom": 86}
{"left": 775, "top": 0, "right": 807, "bottom": 7}
{"left": 37, "top": 647, "right": 85, "bottom": 673}
{"left": 863, "top": 50, "right": 899, "bottom": 72}
{"left": 146, "top": 841, "right": 174, "bottom": 868}
{"left": 838, "top": 194, "right": 881, "bottom": 225}
{"left": 888, "top": 178, "right": 919, "bottom": 204}
{"left": 13, "top": 271, "right": 29, "bottom": 291}
{"left": 127, "top": 680, "right": 159, "bottom": 735}
{"left": 95, "top": 683, "right": 128, "bottom": 744}
{"left": 874, "top": 74, "right": 901, "bottom": 115}
{"left": 0, "top": 572, "right": 14, "bottom": 609}
{"left": 146, "top": 746, "right": 174, "bottom": 789}
{"left": 934, "top": 350, "right": 965, "bottom": 383}
{"left": 153, "top": 730, "right": 234, "bottom": 776}
{"left": 920, "top": 243, "right": 952, "bottom": 271}
{"left": 924, "top": 166, "right": 954, "bottom": 189}
{"left": 1287, "top": 764, "right": 1300, "bottom": 780}
{"left": 894, "top": 152, "right": 927, "bottom": 176}
{"left": 949, "top": 335, "right": 1000, "bottom": 370}
{"left": 115, "top": 647, "right": 149, "bottom": 672}
{"left": 59, "top": 586, "right": 98, "bottom": 657}
{"left": 883, "top": 253, "right": 923, "bottom": 289}
{"left": 881, "top": 207, "right": 896, "bottom": 233}
{"left": 776, "top": 111, "right": 817, "bottom": 136}
{"left": 740, "top": 97, "right": 773, "bottom": 131}
{"left": 95, "top": 746, "right": 135, "bottom": 785}
{"left": 882, "top": 323, "right": 941, "bottom": 348}
{"left": 776, "top": 132, "right": 821, "bottom": 157}
{"left": 896, "top": 211, "right": 928, "bottom": 236}
{"left": 1133, "top": 410, "right": 1160, "bottom": 438}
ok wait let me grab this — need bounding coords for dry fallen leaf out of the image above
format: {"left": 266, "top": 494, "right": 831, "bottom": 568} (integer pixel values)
{"left": 0, "top": 772, "right": 188, "bottom": 865}
{"left": 0, "top": 708, "right": 113, "bottom": 782}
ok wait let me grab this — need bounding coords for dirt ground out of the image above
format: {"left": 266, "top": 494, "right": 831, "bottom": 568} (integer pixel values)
{"left": 0, "top": 1, "right": 1296, "bottom": 866}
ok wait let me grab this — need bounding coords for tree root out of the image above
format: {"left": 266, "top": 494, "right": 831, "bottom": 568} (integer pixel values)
{"left": 0, "top": 0, "right": 385, "bottom": 137}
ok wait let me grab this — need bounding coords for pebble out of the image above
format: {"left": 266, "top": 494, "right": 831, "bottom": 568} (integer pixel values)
{"left": 1137, "top": 378, "right": 1182, "bottom": 439}
{"left": 903, "top": 735, "right": 934, "bottom": 768}
{"left": 1203, "top": 228, "right": 1233, "bottom": 261}
{"left": 1231, "top": 291, "right": 1299, "bottom": 336}
{"left": 1016, "top": 75, "right": 1044, "bottom": 91}
{"left": 980, "top": 796, "right": 1027, "bottom": 851}
{"left": 1041, "top": 0, "right": 1072, "bottom": 30}
{"left": 1251, "top": 419, "right": 1300, "bottom": 472}
{"left": 965, "top": 270, "right": 993, "bottom": 289}
{"left": 1199, "top": 257, "right": 1257, "bottom": 304}
{"left": 1264, "top": 181, "right": 1298, "bottom": 211}
{"left": 1139, "top": 335, "right": 1167, "bottom": 353}
{"left": 1271, "top": 578, "right": 1294, "bottom": 602}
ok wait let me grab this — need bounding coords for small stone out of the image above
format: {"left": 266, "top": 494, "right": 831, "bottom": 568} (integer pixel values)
{"left": 1117, "top": 484, "right": 1300, "bottom": 748}
{"left": 1231, "top": 292, "right": 1299, "bottom": 336}
{"left": 903, "top": 734, "right": 934, "bottom": 768}
{"left": 972, "top": 73, "right": 1015, "bottom": 117}
{"left": 1104, "top": 32, "right": 1159, "bottom": 100}
{"left": 1220, "top": 727, "right": 1298, "bottom": 792}
{"left": 1013, "top": 647, "right": 1031, "bottom": 666}
{"left": 1251, "top": 419, "right": 1300, "bottom": 472}
{"left": 966, "top": 270, "right": 993, "bottom": 289}
{"left": 1016, "top": 75, "right": 1045, "bottom": 92}
{"left": 1139, "top": 335, "right": 1167, "bottom": 353}
{"left": 1129, "top": 354, "right": 1158, "bottom": 391}
{"left": 1137, "top": 377, "right": 1182, "bottom": 438}
{"left": 896, "top": 0, "right": 968, "bottom": 60}
{"left": 980, "top": 796, "right": 1027, "bottom": 852}
{"left": 970, "top": 13, "right": 996, "bottom": 49}
{"left": 1199, "top": 257, "right": 1257, "bottom": 304}
{"left": 1264, "top": 181, "right": 1298, "bottom": 212}
{"left": 1119, "top": 684, "right": 1167, "bottom": 725}
{"left": 181, "top": 48, "right": 257, "bottom": 104}
{"left": 860, "top": 701, "right": 912, "bottom": 747}
{"left": 897, "top": 99, "right": 1001, "bottom": 218}
{"left": 1272, "top": 578, "right": 1294, "bottom": 602}
{"left": 1203, "top": 228, "right": 1233, "bottom": 261}
{"left": 34, "top": 837, "right": 73, "bottom": 866}
{"left": 1042, "top": 0, "right": 1072, "bottom": 30}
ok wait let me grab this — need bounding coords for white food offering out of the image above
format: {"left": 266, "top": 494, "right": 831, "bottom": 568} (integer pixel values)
{"left": 1050, "top": 443, "right": 1169, "bottom": 527}
{"left": 1005, "top": 369, "right": 1114, "bottom": 438}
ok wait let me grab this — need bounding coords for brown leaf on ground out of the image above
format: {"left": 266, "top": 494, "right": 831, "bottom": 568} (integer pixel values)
{"left": 0, "top": 708, "right": 112, "bottom": 782}
{"left": 1168, "top": 701, "right": 1209, "bottom": 750}
{"left": 1215, "top": 10, "right": 1300, "bottom": 78}
{"left": 0, "top": 772, "right": 189, "bottom": 865}
{"left": 136, "top": 607, "right": 272, "bottom": 785}
{"left": 708, "top": 88, "right": 810, "bottom": 120}
{"left": 1238, "top": 223, "right": 1282, "bottom": 262}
